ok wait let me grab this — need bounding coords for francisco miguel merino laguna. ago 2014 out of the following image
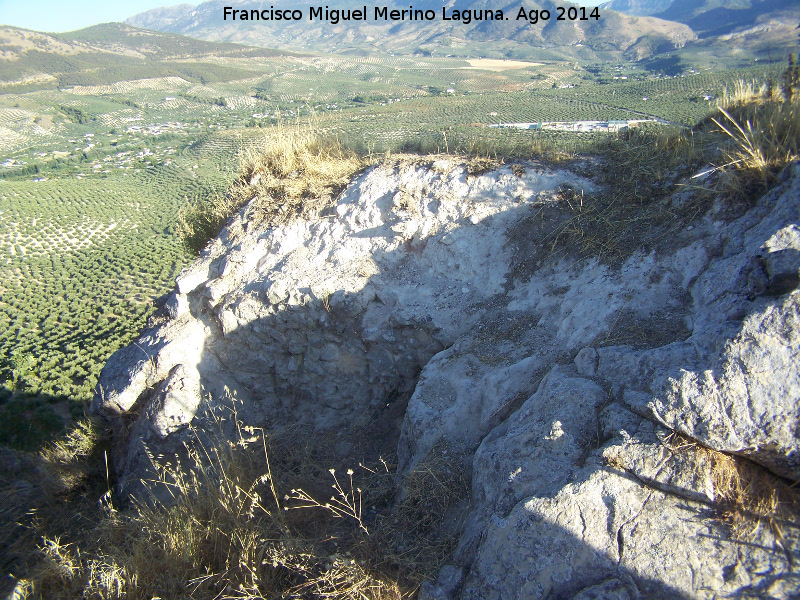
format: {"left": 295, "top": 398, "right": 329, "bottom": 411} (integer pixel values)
{"left": 222, "top": 5, "right": 601, "bottom": 25}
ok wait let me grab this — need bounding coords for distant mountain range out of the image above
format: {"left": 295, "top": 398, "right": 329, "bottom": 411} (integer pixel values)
{"left": 599, "top": 0, "right": 673, "bottom": 17}
{"left": 124, "top": 0, "right": 798, "bottom": 63}
{"left": 0, "top": 0, "right": 794, "bottom": 89}
{"left": 125, "top": 0, "right": 698, "bottom": 61}
{"left": 653, "top": 0, "right": 798, "bottom": 37}
{"left": 602, "top": 0, "right": 798, "bottom": 38}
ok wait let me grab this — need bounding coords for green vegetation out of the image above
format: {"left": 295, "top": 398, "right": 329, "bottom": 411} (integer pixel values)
{"left": 0, "top": 131, "right": 245, "bottom": 407}
{"left": 0, "top": 175, "right": 181, "bottom": 401}
{"left": 58, "top": 105, "right": 94, "bottom": 124}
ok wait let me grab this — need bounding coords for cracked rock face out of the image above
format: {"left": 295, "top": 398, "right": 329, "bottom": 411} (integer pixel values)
{"left": 145, "top": 364, "right": 202, "bottom": 440}
{"left": 93, "top": 160, "right": 800, "bottom": 598}
{"left": 464, "top": 464, "right": 791, "bottom": 600}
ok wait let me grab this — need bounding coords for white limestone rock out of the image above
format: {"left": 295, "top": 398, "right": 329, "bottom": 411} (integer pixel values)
{"left": 463, "top": 467, "right": 797, "bottom": 600}
{"left": 145, "top": 364, "right": 201, "bottom": 439}
{"left": 471, "top": 367, "right": 607, "bottom": 517}
{"left": 592, "top": 168, "right": 800, "bottom": 479}
{"left": 92, "top": 159, "right": 800, "bottom": 599}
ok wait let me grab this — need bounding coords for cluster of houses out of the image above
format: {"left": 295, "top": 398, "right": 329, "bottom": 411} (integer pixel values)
{"left": 490, "top": 119, "right": 659, "bottom": 132}
{"left": 124, "top": 121, "right": 184, "bottom": 135}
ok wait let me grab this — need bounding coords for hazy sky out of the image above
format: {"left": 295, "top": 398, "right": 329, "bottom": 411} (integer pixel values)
{"left": 0, "top": 0, "right": 204, "bottom": 33}
{"left": 0, "top": 0, "right": 605, "bottom": 33}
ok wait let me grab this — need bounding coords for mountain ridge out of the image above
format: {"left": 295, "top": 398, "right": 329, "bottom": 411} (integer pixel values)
{"left": 125, "top": 0, "right": 698, "bottom": 61}
{"left": 601, "top": 0, "right": 799, "bottom": 38}
{"left": 654, "top": 0, "right": 799, "bottom": 37}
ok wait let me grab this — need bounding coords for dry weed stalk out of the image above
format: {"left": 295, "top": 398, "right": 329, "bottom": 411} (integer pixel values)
{"left": 17, "top": 412, "right": 455, "bottom": 599}
{"left": 287, "top": 467, "right": 369, "bottom": 534}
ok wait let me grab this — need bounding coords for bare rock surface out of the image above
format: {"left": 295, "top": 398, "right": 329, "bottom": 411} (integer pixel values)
{"left": 464, "top": 465, "right": 797, "bottom": 600}
{"left": 471, "top": 367, "right": 608, "bottom": 517}
{"left": 145, "top": 364, "right": 202, "bottom": 440}
{"left": 92, "top": 159, "right": 800, "bottom": 598}
{"left": 591, "top": 170, "right": 800, "bottom": 479}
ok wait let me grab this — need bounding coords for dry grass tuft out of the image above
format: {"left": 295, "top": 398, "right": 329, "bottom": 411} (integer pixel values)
{"left": 465, "top": 156, "right": 502, "bottom": 177}
{"left": 38, "top": 418, "right": 108, "bottom": 495}
{"left": 283, "top": 442, "right": 470, "bottom": 593}
{"left": 706, "top": 451, "right": 800, "bottom": 545}
{"left": 654, "top": 72, "right": 799, "bottom": 206}
{"left": 515, "top": 80, "right": 799, "bottom": 268}
{"left": 1, "top": 418, "right": 112, "bottom": 599}
{"left": 595, "top": 124, "right": 709, "bottom": 206}
{"left": 664, "top": 433, "right": 800, "bottom": 551}
{"left": 395, "top": 445, "right": 469, "bottom": 537}
{"left": 176, "top": 191, "right": 247, "bottom": 256}
{"left": 352, "top": 445, "right": 470, "bottom": 592}
{"left": 720, "top": 80, "right": 770, "bottom": 106}
{"left": 5, "top": 414, "right": 469, "bottom": 599}
{"left": 177, "top": 126, "right": 364, "bottom": 254}
{"left": 238, "top": 127, "right": 363, "bottom": 217}
{"left": 710, "top": 99, "right": 800, "bottom": 201}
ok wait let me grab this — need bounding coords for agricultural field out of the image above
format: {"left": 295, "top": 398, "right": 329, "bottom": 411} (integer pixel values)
{"left": 0, "top": 24, "right": 786, "bottom": 447}
{"left": 0, "top": 137, "right": 240, "bottom": 395}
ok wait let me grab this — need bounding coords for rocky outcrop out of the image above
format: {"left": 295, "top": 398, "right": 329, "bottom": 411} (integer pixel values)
{"left": 93, "top": 159, "right": 800, "bottom": 598}
{"left": 463, "top": 463, "right": 792, "bottom": 600}
{"left": 590, "top": 183, "right": 800, "bottom": 480}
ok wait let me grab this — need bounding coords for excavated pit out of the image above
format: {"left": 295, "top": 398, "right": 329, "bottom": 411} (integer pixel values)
{"left": 94, "top": 158, "right": 597, "bottom": 496}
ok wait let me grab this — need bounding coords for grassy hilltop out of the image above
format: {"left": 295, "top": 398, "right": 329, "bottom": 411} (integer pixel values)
{"left": 3, "top": 81, "right": 799, "bottom": 600}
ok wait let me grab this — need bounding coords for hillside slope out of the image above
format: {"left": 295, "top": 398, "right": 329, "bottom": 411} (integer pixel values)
{"left": 603, "top": 0, "right": 798, "bottom": 66}
{"left": 0, "top": 23, "right": 295, "bottom": 90}
{"left": 654, "top": 0, "right": 799, "bottom": 37}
